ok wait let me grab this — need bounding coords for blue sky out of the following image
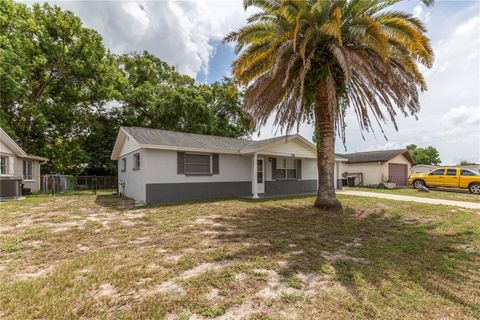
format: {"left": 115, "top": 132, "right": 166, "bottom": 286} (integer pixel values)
{"left": 31, "top": 0, "right": 480, "bottom": 164}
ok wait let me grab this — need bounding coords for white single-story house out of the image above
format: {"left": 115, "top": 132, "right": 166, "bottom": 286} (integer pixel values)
{"left": 111, "top": 127, "right": 347, "bottom": 204}
{"left": 0, "top": 127, "right": 48, "bottom": 198}
{"left": 338, "top": 149, "right": 414, "bottom": 186}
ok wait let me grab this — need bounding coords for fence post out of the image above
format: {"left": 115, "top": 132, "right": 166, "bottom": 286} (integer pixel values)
{"left": 93, "top": 175, "right": 97, "bottom": 195}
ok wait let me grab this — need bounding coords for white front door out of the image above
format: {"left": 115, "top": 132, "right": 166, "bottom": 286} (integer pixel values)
{"left": 257, "top": 158, "right": 265, "bottom": 194}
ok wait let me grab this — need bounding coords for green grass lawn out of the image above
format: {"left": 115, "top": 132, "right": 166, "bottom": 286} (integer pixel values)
{"left": 345, "top": 186, "right": 480, "bottom": 203}
{"left": 1, "top": 193, "right": 479, "bottom": 319}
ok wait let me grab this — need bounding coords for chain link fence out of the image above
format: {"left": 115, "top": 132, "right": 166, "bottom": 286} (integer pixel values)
{"left": 41, "top": 175, "right": 117, "bottom": 195}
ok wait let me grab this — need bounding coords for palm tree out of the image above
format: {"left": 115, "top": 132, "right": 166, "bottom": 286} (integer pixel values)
{"left": 225, "top": 0, "right": 434, "bottom": 211}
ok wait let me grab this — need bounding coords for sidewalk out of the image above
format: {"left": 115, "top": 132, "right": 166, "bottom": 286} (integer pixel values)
{"left": 337, "top": 190, "right": 480, "bottom": 210}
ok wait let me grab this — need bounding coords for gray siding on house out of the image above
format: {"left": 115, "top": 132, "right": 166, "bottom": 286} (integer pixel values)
{"left": 146, "top": 181, "right": 251, "bottom": 204}
{"left": 265, "top": 179, "right": 317, "bottom": 196}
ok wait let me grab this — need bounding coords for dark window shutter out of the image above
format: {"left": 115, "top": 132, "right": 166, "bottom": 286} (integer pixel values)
{"left": 212, "top": 154, "right": 219, "bottom": 174}
{"left": 177, "top": 152, "right": 185, "bottom": 174}
{"left": 271, "top": 158, "right": 276, "bottom": 180}
{"left": 296, "top": 159, "right": 302, "bottom": 179}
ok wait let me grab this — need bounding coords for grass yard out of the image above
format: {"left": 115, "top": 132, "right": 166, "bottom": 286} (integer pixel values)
{"left": 1, "top": 193, "right": 479, "bottom": 319}
{"left": 346, "top": 186, "right": 480, "bottom": 203}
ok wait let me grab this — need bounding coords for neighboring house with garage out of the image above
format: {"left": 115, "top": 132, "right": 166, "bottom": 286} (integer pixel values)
{"left": 0, "top": 127, "right": 48, "bottom": 199}
{"left": 111, "top": 127, "right": 347, "bottom": 204}
{"left": 338, "top": 149, "right": 414, "bottom": 186}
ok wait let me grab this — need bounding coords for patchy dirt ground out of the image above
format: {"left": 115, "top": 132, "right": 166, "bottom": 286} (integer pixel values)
{"left": 0, "top": 192, "right": 479, "bottom": 319}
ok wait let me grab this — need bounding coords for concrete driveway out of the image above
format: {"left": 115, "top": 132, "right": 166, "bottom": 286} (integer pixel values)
{"left": 338, "top": 190, "right": 480, "bottom": 210}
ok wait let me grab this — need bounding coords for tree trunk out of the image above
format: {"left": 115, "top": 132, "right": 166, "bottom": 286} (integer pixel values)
{"left": 313, "top": 83, "right": 342, "bottom": 211}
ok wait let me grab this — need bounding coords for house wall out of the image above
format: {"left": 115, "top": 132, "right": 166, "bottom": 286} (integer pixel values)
{"left": 1, "top": 140, "right": 41, "bottom": 192}
{"left": 263, "top": 157, "right": 318, "bottom": 196}
{"left": 340, "top": 154, "right": 412, "bottom": 186}
{"left": 142, "top": 149, "right": 252, "bottom": 204}
{"left": 118, "top": 149, "right": 146, "bottom": 203}
{"left": 342, "top": 162, "right": 383, "bottom": 186}
{"left": 14, "top": 159, "right": 41, "bottom": 192}
{"left": 0, "top": 140, "right": 15, "bottom": 177}
{"left": 260, "top": 139, "right": 316, "bottom": 158}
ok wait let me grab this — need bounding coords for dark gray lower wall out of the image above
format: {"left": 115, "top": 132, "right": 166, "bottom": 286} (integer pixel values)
{"left": 146, "top": 181, "right": 251, "bottom": 204}
{"left": 265, "top": 179, "right": 317, "bottom": 196}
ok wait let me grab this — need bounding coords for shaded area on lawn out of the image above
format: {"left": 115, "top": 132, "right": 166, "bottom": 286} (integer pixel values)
{"left": 1, "top": 194, "right": 479, "bottom": 319}
{"left": 202, "top": 201, "right": 480, "bottom": 316}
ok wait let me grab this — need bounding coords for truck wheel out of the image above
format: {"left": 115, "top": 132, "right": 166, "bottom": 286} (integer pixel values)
{"left": 469, "top": 183, "right": 480, "bottom": 194}
{"left": 413, "top": 180, "right": 425, "bottom": 189}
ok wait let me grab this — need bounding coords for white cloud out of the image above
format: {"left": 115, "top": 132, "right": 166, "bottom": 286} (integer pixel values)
{"left": 413, "top": 4, "right": 423, "bottom": 18}
{"left": 30, "top": 0, "right": 251, "bottom": 78}
{"left": 442, "top": 105, "right": 480, "bottom": 126}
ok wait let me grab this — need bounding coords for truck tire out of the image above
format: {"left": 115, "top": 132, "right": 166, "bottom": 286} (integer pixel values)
{"left": 413, "top": 179, "right": 426, "bottom": 189}
{"left": 469, "top": 183, "right": 480, "bottom": 194}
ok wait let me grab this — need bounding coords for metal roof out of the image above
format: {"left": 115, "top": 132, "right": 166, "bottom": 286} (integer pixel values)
{"left": 339, "top": 149, "right": 414, "bottom": 164}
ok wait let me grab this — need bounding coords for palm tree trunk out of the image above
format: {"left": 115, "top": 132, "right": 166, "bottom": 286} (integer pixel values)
{"left": 313, "top": 84, "right": 342, "bottom": 211}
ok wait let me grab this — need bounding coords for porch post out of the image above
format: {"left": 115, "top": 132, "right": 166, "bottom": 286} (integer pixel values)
{"left": 252, "top": 153, "right": 258, "bottom": 198}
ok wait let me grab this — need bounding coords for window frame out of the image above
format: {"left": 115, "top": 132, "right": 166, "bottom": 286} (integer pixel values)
{"left": 132, "top": 153, "right": 140, "bottom": 171}
{"left": 121, "top": 158, "right": 126, "bottom": 172}
{"left": 446, "top": 168, "right": 457, "bottom": 176}
{"left": 23, "top": 160, "right": 33, "bottom": 180}
{"left": 184, "top": 153, "right": 212, "bottom": 175}
{"left": 275, "top": 158, "right": 297, "bottom": 180}
{"left": 461, "top": 169, "right": 480, "bottom": 176}
{"left": 0, "top": 156, "right": 7, "bottom": 175}
{"left": 429, "top": 169, "right": 445, "bottom": 176}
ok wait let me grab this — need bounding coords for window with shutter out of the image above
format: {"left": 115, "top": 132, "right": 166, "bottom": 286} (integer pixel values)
{"left": 185, "top": 154, "right": 211, "bottom": 174}
{"left": 275, "top": 158, "right": 297, "bottom": 179}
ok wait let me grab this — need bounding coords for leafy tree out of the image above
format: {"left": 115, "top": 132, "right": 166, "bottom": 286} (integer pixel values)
{"left": 225, "top": 0, "right": 433, "bottom": 210}
{"left": 117, "top": 52, "right": 252, "bottom": 138}
{"left": 1, "top": 0, "right": 123, "bottom": 174}
{"left": 1, "top": 2, "right": 252, "bottom": 176}
{"left": 406, "top": 144, "right": 441, "bottom": 165}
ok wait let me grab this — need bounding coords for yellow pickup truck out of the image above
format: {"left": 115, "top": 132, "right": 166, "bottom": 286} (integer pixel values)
{"left": 408, "top": 168, "right": 480, "bottom": 194}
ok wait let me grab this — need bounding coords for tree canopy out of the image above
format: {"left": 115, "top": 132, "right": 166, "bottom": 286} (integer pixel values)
{"left": 0, "top": 0, "right": 252, "bottom": 175}
{"left": 225, "top": 0, "right": 433, "bottom": 210}
{"left": 406, "top": 144, "right": 441, "bottom": 165}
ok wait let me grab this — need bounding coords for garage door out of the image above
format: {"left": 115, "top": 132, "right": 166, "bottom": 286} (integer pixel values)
{"left": 388, "top": 164, "right": 408, "bottom": 186}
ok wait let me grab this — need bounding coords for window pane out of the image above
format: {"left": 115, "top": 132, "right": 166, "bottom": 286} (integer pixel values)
{"left": 287, "top": 169, "right": 296, "bottom": 179}
{"left": 0, "top": 157, "right": 5, "bottom": 174}
{"left": 257, "top": 172, "right": 263, "bottom": 183}
{"left": 461, "top": 169, "right": 479, "bottom": 176}
{"left": 430, "top": 169, "right": 445, "bottom": 175}
{"left": 446, "top": 169, "right": 457, "bottom": 176}
{"left": 257, "top": 160, "right": 263, "bottom": 172}
{"left": 186, "top": 154, "right": 210, "bottom": 164}
{"left": 186, "top": 164, "right": 210, "bottom": 173}
{"left": 286, "top": 159, "right": 295, "bottom": 169}
{"left": 275, "top": 169, "right": 286, "bottom": 179}
{"left": 276, "top": 159, "right": 285, "bottom": 169}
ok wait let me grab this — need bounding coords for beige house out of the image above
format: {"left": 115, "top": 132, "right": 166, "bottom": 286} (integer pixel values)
{"left": 0, "top": 127, "right": 47, "bottom": 197}
{"left": 338, "top": 149, "right": 414, "bottom": 186}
